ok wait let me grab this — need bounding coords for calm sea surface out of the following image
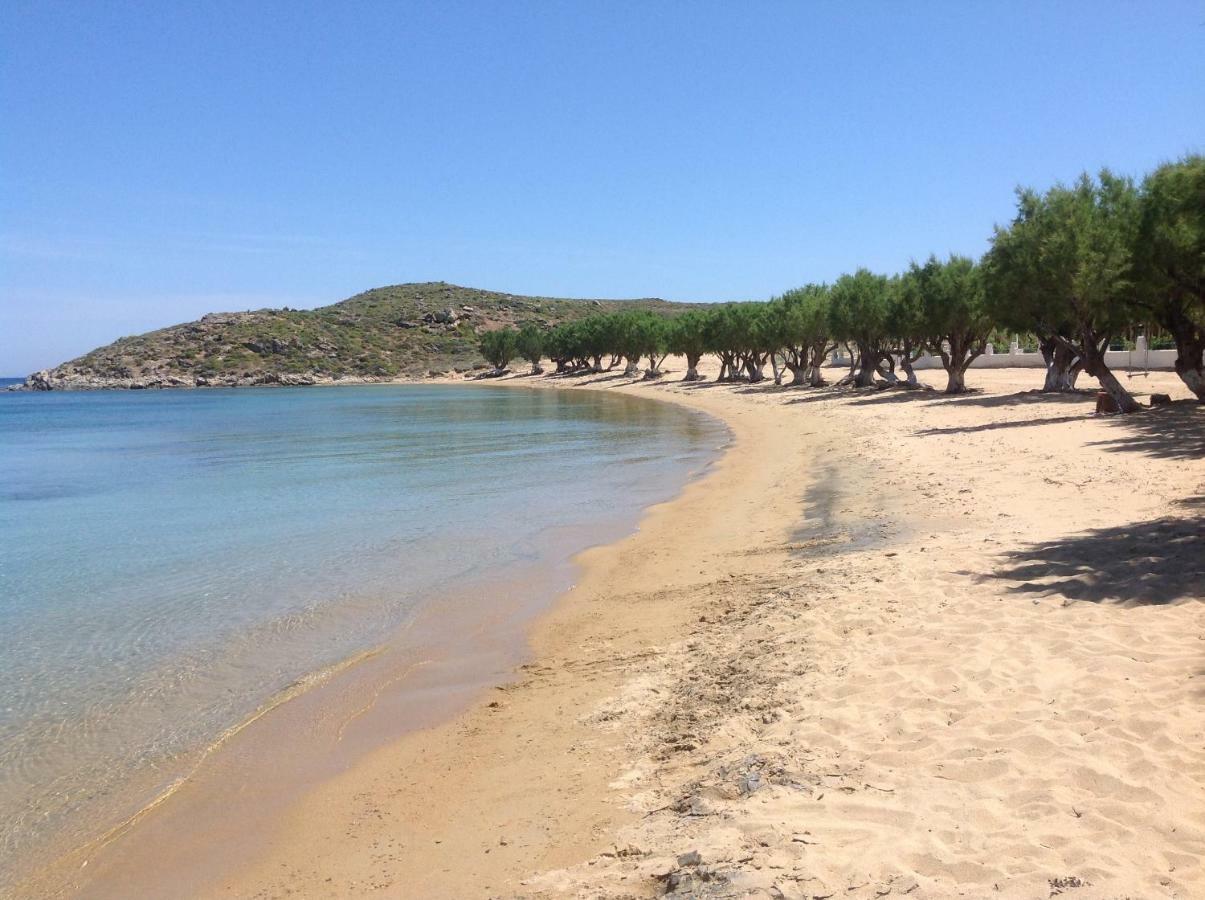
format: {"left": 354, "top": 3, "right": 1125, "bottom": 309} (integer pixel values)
{"left": 0, "top": 382, "right": 722, "bottom": 886}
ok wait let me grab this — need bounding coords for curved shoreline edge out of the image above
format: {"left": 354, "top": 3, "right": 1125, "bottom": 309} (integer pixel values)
{"left": 23, "top": 364, "right": 1205, "bottom": 900}
{"left": 11, "top": 376, "right": 734, "bottom": 900}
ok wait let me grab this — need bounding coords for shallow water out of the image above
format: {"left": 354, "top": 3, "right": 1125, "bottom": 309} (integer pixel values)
{"left": 0, "top": 383, "right": 722, "bottom": 888}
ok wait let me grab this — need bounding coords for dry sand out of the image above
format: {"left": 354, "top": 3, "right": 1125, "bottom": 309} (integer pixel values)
{"left": 68, "top": 363, "right": 1203, "bottom": 900}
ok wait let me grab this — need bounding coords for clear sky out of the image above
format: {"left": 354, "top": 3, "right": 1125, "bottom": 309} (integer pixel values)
{"left": 2, "top": 1, "right": 1202, "bottom": 374}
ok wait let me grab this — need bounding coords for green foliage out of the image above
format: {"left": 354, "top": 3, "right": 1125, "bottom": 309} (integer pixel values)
{"left": 829, "top": 269, "right": 890, "bottom": 385}
{"left": 1134, "top": 154, "right": 1204, "bottom": 310}
{"left": 986, "top": 172, "right": 1140, "bottom": 340}
{"left": 776, "top": 284, "right": 832, "bottom": 349}
{"left": 478, "top": 328, "right": 520, "bottom": 370}
{"left": 1131, "top": 155, "right": 1205, "bottom": 397}
{"left": 624, "top": 311, "right": 670, "bottom": 369}
{"left": 666, "top": 310, "right": 709, "bottom": 363}
{"left": 897, "top": 255, "right": 990, "bottom": 391}
{"left": 768, "top": 283, "right": 835, "bottom": 384}
{"left": 985, "top": 170, "right": 1143, "bottom": 408}
{"left": 829, "top": 269, "right": 890, "bottom": 347}
{"left": 515, "top": 324, "right": 545, "bottom": 365}
{"left": 701, "top": 303, "right": 758, "bottom": 356}
{"left": 898, "top": 256, "right": 989, "bottom": 349}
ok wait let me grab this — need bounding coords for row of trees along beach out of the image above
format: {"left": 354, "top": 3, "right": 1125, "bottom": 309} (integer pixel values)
{"left": 478, "top": 156, "right": 1204, "bottom": 413}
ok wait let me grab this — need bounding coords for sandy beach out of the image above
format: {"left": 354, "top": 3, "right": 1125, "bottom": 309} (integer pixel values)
{"left": 60, "top": 362, "right": 1203, "bottom": 899}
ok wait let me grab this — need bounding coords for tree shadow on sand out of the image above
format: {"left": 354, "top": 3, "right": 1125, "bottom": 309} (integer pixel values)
{"left": 932, "top": 388, "right": 1101, "bottom": 410}
{"left": 987, "top": 515, "right": 1204, "bottom": 605}
{"left": 1086, "top": 401, "right": 1205, "bottom": 461}
{"left": 914, "top": 393, "right": 1205, "bottom": 442}
{"left": 844, "top": 386, "right": 947, "bottom": 405}
{"left": 579, "top": 371, "right": 641, "bottom": 385}
{"left": 781, "top": 386, "right": 866, "bottom": 406}
{"left": 783, "top": 384, "right": 1103, "bottom": 410}
{"left": 917, "top": 414, "right": 1088, "bottom": 436}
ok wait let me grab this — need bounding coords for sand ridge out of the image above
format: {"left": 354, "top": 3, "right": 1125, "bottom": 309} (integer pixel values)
{"left": 69, "top": 363, "right": 1203, "bottom": 899}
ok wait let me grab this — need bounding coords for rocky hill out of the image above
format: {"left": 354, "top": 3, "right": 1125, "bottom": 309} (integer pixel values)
{"left": 21, "top": 283, "right": 697, "bottom": 390}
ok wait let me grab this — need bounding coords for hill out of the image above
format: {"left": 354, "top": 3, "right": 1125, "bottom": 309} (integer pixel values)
{"left": 21, "top": 283, "right": 699, "bottom": 390}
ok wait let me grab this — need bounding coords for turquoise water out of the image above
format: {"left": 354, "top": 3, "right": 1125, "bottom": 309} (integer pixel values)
{"left": 0, "top": 383, "right": 721, "bottom": 884}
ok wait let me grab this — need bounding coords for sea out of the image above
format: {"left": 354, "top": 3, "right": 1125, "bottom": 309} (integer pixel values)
{"left": 0, "top": 381, "right": 723, "bottom": 890}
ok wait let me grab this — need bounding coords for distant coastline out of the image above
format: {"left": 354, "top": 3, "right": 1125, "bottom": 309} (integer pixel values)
{"left": 13, "top": 283, "right": 704, "bottom": 392}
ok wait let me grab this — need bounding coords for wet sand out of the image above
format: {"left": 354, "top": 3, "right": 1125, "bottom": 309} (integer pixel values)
{"left": 51, "top": 363, "right": 1205, "bottom": 898}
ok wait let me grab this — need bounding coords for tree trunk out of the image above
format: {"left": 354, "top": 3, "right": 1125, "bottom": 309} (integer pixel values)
{"left": 897, "top": 341, "right": 920, "bottom": 387}
{"left": 939, "top": 336, "right": 981, "bottom": 395}
{"left": 806, "top": 343, "right": 830, "bottom": 387}
{"left": 1094, "top": 366, "right": 1142, "bottom": 413}
{"left": 1079, "top": 339, "right": 1141, "bottom": 414}
{"left": 716, "top": 354, "right": 737, "bottom": 382}
{"left": 874, "top": 352, "right": 897, "bottom": 384}
{"left": 1177, "top": 355, "right": 1205, "bottom": 401}
{"left": 530, "top": 361, "right": 544, "bottom": 375}
{"left": 745, "top": 356, "right": 765, "bottom": 383}
{"left": 769, "top": 353, "right": 783, "bottom": 385}
{"left": 786, "top": 364, "right": 807, "bottom": 386}
{"left": 623, "top": 356, "right": 641, "bottom": 376}
{"left": 945, "top": 366, "right": 967, "bottom": 394}
{"left": 683, "top": 353, "right": 702, "bottom": 381}
{"left": 1039, "top": 338, "right": 1082, "bottom": 392}
{"left": 853, "top": 342, "right": 877, "bottom": 387}
{"left": 1169, "top": 310, "right": 1205, "bottom": 402}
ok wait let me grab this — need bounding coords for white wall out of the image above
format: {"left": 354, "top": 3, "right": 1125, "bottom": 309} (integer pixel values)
{"left": 909, "top": 348, "right": 1182, "bottom": 371}
{"left": 829, "top": 338, "right": 1187, "bottom": 372}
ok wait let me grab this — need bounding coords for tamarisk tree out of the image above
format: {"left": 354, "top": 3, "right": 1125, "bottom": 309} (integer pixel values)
{"left": 572, "top": 316, "right": 613, "bottom": 372}
{"left": 478, "top": 327, "right": 519, "bottom": 374}
{"left": 704, "top": 304, "right": 750, "bottom": 382}
{"left": 905, "top": 255, "right": 991, "bottom": 393}
{"left": 612, "top": 311, "right": 653, "bottom": 376}
{"left": 987, "top": 172, "right": 1142, "bottom": 412}
{"left": 884, "top": 273, "right": 928, "bottom": 386}
{"left": 515, "top": 324, "right": 545, "bottom": 375}
{"left": 983, "top": 241, "right": 1083, "bottom": 392}
{"left": 667, "top": 310, "right": 709, "bottom": 381}
{"left": 830, "top": 269, "right": 891, "bottom": 387}
{"left": 1133, "top": 154, "right": 1205, "bottom": 400}
{"left": 632, "top": 312, "right": 670, "bottom": 378}
{"left": 545, "top": 322, "right": 582, "bottom": 372}
{"left": 770, "top": 284, "right": 834, "bottom": 386}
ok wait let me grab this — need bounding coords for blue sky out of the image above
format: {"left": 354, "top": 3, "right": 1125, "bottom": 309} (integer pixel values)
{"left": 2, "top": 1, "right": 1202, "bottom": 374}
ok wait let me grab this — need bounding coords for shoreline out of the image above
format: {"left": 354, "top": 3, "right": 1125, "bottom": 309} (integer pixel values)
{"left": 10, "top": 378, "right": 733, "bottom": 899}
{"left": 62, "top": 367, "right": 823, "bottom": 899}
{"left": 19, "top": 363, "right": 1205, "bottom": 898}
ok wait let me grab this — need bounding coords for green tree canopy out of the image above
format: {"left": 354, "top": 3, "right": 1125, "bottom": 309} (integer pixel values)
{"left": 986, "top": 171, "right": 1142, "bottom": 411}
{"left": 515, "top": 324, "right": 545, "bottom": 374}
{"left": 666, "top": 310, "right": 709, "bottom": 381}
{"left": 1133, "top": 154, "right": 1205, "bottom": 399}
{"left": 901, "top": 255, "right": 991, "bottom": 393}
{"left": 830, "top": 268, "right": 891, "bottom": 387}
{"left": 770, "top": 284, "right": 834, "bottom": 386}
{"left": 478, "top": 327, "right": 519, "bottom": 372}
